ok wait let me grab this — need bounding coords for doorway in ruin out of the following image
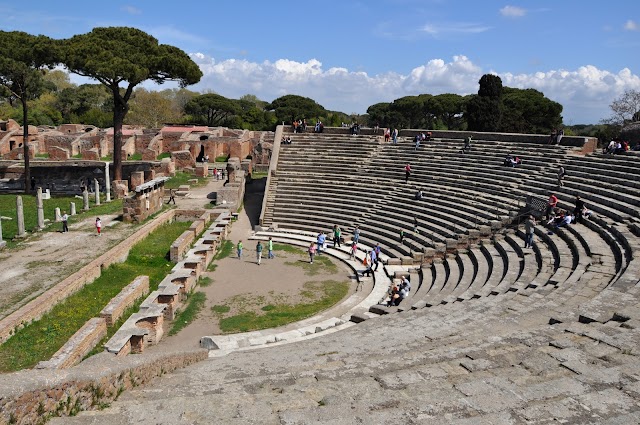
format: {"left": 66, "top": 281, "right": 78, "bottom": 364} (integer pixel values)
{"left": 9, "top": 140, "right": 15, "bottom": 150}
{"left": 196, "top": 145, "right": 205, "bottom": 162}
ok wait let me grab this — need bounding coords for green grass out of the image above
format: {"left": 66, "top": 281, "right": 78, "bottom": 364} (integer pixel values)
{"left": 198, "top": 276, "right": 213, "bottom": 287}
{"left": 35, "top": 153, "right": 50, "bottom": 159}
{"left": 127, "top": 153, "right": 142, "bottom": 161}
{"left": 165, "top": 171, "right": 207, "bottom": 189}
{"left": 273, "top": 243, "right": 303, "bottom": 253}
{"left": 211, "top": 304, "right": 230, "bottom": 314}
{"left": 168, "top": 292, "right": 206, "bottom": 336}
{"left": 100, "top": 156, "right": 112, "bottom": 161}
{"left": 0, "top": 220, "right": 190, "bottom": 372}
{"left": 251, "top": 171, "right": 268, "bottom": 179}
{"left": 214, "top": 155, "right": 229, "bottom": 163}
{"left": 0, "top": 195, "right": 123, "bottom": 246}
{"left": 213, "top": 240, "right": 234, "bottom": 260}
{"left": 285, "top": 253, "right": 338, "bottom": 276}
{"left": 72, "top": 154, "right": 82, "bottom": 159}
{"left": 218, "top": 280, "right": 349, "bottom": 333}
{"left": 157, "top": 152, "right": 171, "bottom": 160}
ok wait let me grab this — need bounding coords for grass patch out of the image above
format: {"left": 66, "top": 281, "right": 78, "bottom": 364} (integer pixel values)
{"left": 213, "top": 240, "right": 234, "bottom": 260}
{"left": 251, "top": 171, "right": 268, "bottom": 179}
{"left": 157, "top": 152, "right": 171, "bottom": 160}
{"left": 127, "top": 153, "right": 142, "bottom": 161}
{"left": 0, "top": 194, "right": 123, "bottom": 246}
{"left": 198, "top": 276, "right": 213, "bottom": 287}
{"left": 218, "top": 280, "right": 349, "bottom": 333}
{"left": 214, "top": 155, "right": 229, "bottom": 163}
{"left": 35, "top": 153, "right": 50, "bottom": 159}
{"left": 285, "top": 253, "right": 338, "bottom": 276}
{"left": 0, "top": 220, "right": 190, "bottom": 372}
{"left": 273, "top": 243, "right": 303, "bottom": 254}
{"left": 204, "top": 202, "right": 216, "bottom": 209}
{"left": 100, "top": 156, "right": 112, "bottom": 161}
{"left": 165, "top": 171, "right": 207, "bottom": 189}
{"left": 169, "top": 292, "right": 206, "bottom": 336}
{"left": 211, "top": 304, "right": 230, "bottom": 314}
{"left": 72, "top": 153, "right": 82, "bottom": 159}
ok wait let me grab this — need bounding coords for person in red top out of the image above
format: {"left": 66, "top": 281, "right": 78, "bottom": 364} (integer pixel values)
{"left": 405, "top": 164, "right": 412, "bottom": 183}
{"left": 545, "top": 193, "right": 558, "bottom": 220}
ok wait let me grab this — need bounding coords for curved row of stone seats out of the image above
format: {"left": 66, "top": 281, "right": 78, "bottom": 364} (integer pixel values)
{"left": 62, "top": 279, "right": 640, "bottom": 423}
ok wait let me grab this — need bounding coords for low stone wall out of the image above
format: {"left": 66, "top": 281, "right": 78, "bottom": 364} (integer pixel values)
{"left": 0, "top": 348, "right": 208, "bottom": 424}
{"left": 0, "top": 209, "right": 176, "bottom": 344}
{"left": 100, "top": 276, "right": 150, "bottom": 327}
{"left": 170, "top": 230, "right": 195, "bottom": 263}
{"left": 35, "top": 318, "right": 107, "bottom": 370}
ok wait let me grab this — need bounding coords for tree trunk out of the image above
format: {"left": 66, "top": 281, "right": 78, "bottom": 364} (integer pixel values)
{"left": 22, "top": 99, "right": 30, "bottom": 195}
{"left": 112, "top": 101, "right": 126, "bottom": 183}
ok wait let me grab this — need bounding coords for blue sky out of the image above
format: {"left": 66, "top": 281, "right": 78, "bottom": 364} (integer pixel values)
{"left": 3, "top": 1, "right": 640, "bottom": 124}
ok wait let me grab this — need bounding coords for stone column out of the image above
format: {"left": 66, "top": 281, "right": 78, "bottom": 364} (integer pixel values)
{"left": 54, "top": 207, "right": 62, "bottom": 222}
{"left": 0, "top": 217, "right": 5, "bottom": 249}
{"left": 36, "top": 187, "right": 45, "bottom": 230}
{"left": 16, "top": 196, "right": 26, "bottom": 238}
{"left": 70, "top": 202, "right": 76, "bottom": 216}
{"left": 104, "top": 162, "right": 111, "bottom": 202}
{"left": 83, "top": 190, "right": 90, "bottom": 211}
{"left": 94, "top": 179, "right": 101, "bottom": 206}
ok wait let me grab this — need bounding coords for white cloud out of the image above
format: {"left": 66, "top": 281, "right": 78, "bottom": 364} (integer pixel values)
{"left": 422, "top": 22, "right": 491, "bottom": 36}
{"left": 186, "top": 53, "right": 640, "bottom": 123}
{"left": 121, "top": 5, "right": 141, "bottom": 15}
{"left": 624, "top": 19, "right": 638, "bottom": 31}
{"left": 500, "top": 5, "right": 527, "bottom": 18}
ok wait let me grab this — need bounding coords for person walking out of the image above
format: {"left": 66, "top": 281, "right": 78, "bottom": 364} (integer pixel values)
{"left": 256, "top": 241, "right": 263, "bottom": 265}
{"left": 95, "top": 217, "right": 102, "bottom": 236}
{"left": 413, "top": 215, "right": 419, "bottom": 234}
{"left": 237, "top": 241, "right": 243, "bottom": 259}
{"left": 268, "top": 237, "right": 275, "bottom": 259}
{"left": 373, "top": 244, "right": 382, "bottom": 271}
{"left": 353, "top": 225, "right": 360, "bottom": 244}
{"left": 405, "top": 163, "right": 412, "bottom": 183}
{"left": 308, "top": 242, "right": 316, "bottom": 264}
{"left": 545, "top": 193, "right": 558, "bottom": 220}
{"left": 557, "top": 166, "right": 566, "bottom": 187}
{"left": 524, "top": 215, "right": 536, "bottom": 248}
{"left": 392, "top": 128, "right": 399, "bottom": 144}
{"left": 61, "top": 211, "right": 69, "bottom": 233}
{"left": 350, "top": 240, "right": 358, "bottom": 260}
{"left": 167, "top": 188, "right": 176, "bottom": 204}
{"left": 400, "top": 229, "right": 405, "bottom": 245}
{"left": 333, "top": 225, "right": 342, "bottom": 248}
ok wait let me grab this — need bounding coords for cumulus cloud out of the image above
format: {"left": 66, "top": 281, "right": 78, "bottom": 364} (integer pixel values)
{"left": 188, "top": 53, "right": 640, "bottom": 123}
{"left": 500, "top": 5, "right": 527, "bottom": 18}
{"left": 624, "top": 19, "right": 638, "bottom": 31}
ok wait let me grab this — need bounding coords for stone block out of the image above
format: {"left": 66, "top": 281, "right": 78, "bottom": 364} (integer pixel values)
{"left": 36, "top": 318, "right": 107, "bottom": 369}
{"left": 100, "top": 276, "right": 150, "bottom": 327}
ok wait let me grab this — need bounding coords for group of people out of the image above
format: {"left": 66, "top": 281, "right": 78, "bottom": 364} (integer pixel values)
{"left": 236, "top": 237, "right": 276, "bottom": 265}
{"left": 548, "top": 128, "right": 565, "bottom": 145}
{"left": 603, "top": 140, "right": 632, "bottom": 155}
{"left": 384, "top": 277, "right": 411, "bottom": 307}
{"left": 503, "top": 154, "right": 522, "bottom": 167}
{"left": 292, "top": 119, "right": 307, "bottom": 133}
{"left": 281, "top": 136, "right": 293, "bottom": 145}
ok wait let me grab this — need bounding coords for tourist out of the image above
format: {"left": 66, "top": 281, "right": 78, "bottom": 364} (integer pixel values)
{"left": 503, "top": 155, "right": 518, "bottom": 167}
{"left": 392, "top": 128, "right": 399, "bottom": 144}
{"left": 31, "top": 176, "right": 36, "bottom": 191}
{"left": 317, "top": 232, "right": 326, "bottom": 254}
{"left": 362, "top": 251, "right": 373, "bottom": 277}
{"left": 61, "top": 211, "right": 69, "bottom": 233}
{"left": 350, "top": 240, "right": 358, "bottom": 260}
{"left": 548, "top": 129, "right": 557, "bottom": 145}
{"left": 370, "top": 248, "right": 377, "bottom": 271}
{"left": 400, "top": 228, "right": 405, "bottom": 244}
{"left": 268, "top": 237, "right": 275, "bottom": 259}
{"left": 574, "top": 195, "right": 585, "bottom": 224}
{"left": 95, "top": 217, "right": 102, "bottom": 236}
{"left": 333, "top": 225, "right": 342, "bottom": 248}
{"left": 353, "top": 225, "right": 360, "bottom": 244}
{"left": 413, "top": 215, "right": 419, "bottom": 234}
{"left": 373, "top": 122, "right": 380, "bottom": 133}
{"left": 425, "top": 131, "right": 432, "bottom": 141}
{"left": 373, "top": 243, "right": 382, "bottom": 271}
{"left": 308, "top": 242, "right": 316, "bottom": 264}
{"left": 256, "top": 241, "right": 263, "bottom": 265}
{"left": 524, "top": 215, "right": 535, "bottom": 248}
{"left": 415, "top": 188, "right": 424, "bottom": 200}
{"left": 545, "top": 193, "right": 558, "bottom": 220}
{"left": 405, "top": 163, "right": 412, "bottom": 183}
{"left": 557, "top": 165, "right": 566, "bottom": 187}
{"left": 556, "top": 128, "right": 564, "bottom": 145}
{"left": 384, "top": 128, "right": 391, "bottom": 143}
{"left": 167, "top": 188, "right": 176, "bottom": 204}
{"left": 604, "top": 140, "right": 616, "bottom": 154}
{"left": 462, "top": 135, "right": 472, "bottom": 153}
{"left": 237, "top": 240, "right": 243, "bottom": 259}
{"left": 414, "top": 134, "right": 421, "bottom": 151}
